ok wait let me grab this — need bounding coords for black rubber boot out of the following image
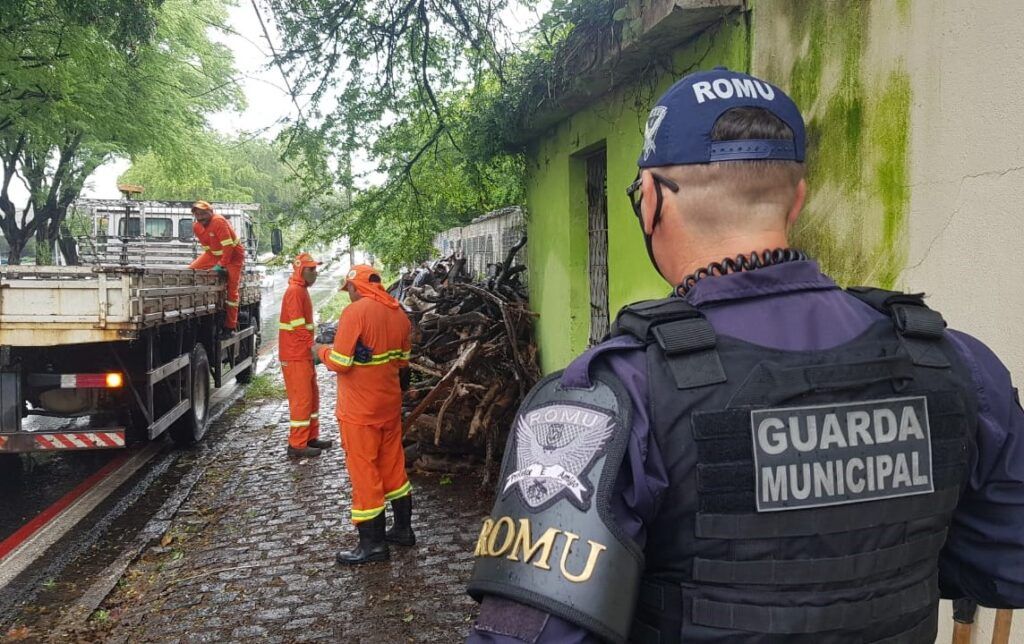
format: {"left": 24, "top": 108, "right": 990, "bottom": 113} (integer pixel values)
{"left": 287, "top": 445, "right": 322, "bottom": 458}
{"left": 386, "top": 495, "right": 416, "bottom": 546}
{"left": 336, "top": 514, "right": 389, "bottom": 565}
{"left": 307, "top": 438, "right": 334, "bottom": 450}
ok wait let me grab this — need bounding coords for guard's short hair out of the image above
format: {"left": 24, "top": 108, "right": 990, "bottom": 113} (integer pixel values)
{"left": 663, "top": 107, "right": 805, "bottom": 231}
{"left": 704, "top": 106, "right": 806, "bottom": 183}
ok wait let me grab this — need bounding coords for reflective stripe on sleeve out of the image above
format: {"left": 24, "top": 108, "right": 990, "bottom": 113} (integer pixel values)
{"left": 211, "top": 250, "right": 224, "bottom": 256}
{"left": 354, "top": 349, "right": 413, "bottom": 366}
{"left": 328, "top": 351, "right": 354, "bottom": 367}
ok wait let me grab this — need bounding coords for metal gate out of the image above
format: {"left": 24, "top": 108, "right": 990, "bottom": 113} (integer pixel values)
{"left": 586, "top": 149, "right": 609, "bottom": 345}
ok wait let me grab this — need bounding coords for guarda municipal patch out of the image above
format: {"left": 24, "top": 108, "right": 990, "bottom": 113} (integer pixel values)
{"left": 752, "top": 396, "right": 934, "bottom": 512}
{"left": 502, "top": 404, "right": 614, "bottom": 512}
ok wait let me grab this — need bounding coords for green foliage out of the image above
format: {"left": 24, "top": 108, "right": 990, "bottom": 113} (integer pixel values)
{"left": 314, "top": 95, "right": 526, "bottom": 268}
{"left": 462, "top": 0, "right": 619, "bottom": 155}
{"left": 0, "top": 0, "right": 242, "bottom": 264}
{"left": 259, "top": 0, "right": 537, "bottom": 266}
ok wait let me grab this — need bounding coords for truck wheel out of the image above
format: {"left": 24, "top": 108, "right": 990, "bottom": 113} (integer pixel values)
{"left": 170, "top": 343, "right": 211, "bottom": 446}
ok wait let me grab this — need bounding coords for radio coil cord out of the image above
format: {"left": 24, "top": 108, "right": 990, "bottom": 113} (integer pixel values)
{"left": 674, "top": 248, "right": 809, "bottom": 297}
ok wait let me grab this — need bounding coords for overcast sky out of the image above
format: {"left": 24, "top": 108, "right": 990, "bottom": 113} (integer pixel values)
{"left": 82, "top": 1, "right": 548, "bottom": 199}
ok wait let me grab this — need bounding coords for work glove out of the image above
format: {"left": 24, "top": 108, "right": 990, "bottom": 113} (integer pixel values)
{"left": 354, "top": 341, "right": 373, "bottom": 364}
{"left": 311, "top": 345, "right": 322, "bottom": 365}
{"left": 213, "top": 265, "right": 227, "bottom": 276}
{"left": 399, "top": 367, "right": 410, "bottom": 392}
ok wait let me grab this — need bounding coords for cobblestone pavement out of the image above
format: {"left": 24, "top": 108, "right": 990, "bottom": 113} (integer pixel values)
{"left": 72, "top": 365, "right": 494, "bottom": 643}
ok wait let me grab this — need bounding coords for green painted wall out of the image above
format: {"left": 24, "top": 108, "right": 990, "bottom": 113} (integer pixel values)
{"left": 753, "top": 0, "right": 913, "bottom": 287}
{"left": 526, "top": 14, "right": 749, "bottom": 373}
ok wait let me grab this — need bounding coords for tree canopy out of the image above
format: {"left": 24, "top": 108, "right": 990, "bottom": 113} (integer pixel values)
{"left": 255, "top": 0, "right": 623, "bottom": 268}
{"left": 0, "top": 0, "right": 241, "bottom": 264}
{"left": 253, "top": 0, "right": 537, "bottom": 266}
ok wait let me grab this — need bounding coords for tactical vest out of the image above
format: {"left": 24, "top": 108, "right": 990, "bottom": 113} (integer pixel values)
{"left": 616, "top": 288, "right": 977, "bottom": 644}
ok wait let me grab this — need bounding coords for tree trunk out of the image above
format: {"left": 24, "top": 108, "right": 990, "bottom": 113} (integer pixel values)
{"left": 6, "top": 234, "right": 26, "bottom": 265}
{"left": 34, "top": 224, "right": 54, "bottom": 265}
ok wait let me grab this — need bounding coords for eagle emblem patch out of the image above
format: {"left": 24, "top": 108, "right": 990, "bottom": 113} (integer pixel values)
{"left": 502, "top": 404, "right": 615, "bottom": 511}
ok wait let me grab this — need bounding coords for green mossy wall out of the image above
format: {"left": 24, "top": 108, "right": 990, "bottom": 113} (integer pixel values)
{"left": 755, "top": 0, "right": 912, "bottom": 287}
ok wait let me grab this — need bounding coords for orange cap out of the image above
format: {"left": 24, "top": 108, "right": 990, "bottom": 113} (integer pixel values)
{"left": 339, "top": 264, "right": 381, "bottom": 290}
{"left": 191, "top": 200, "right": 213, "bottom": 213}
{"left": 293, "top": 252, "right": 321, "bottom": 269}
{"left": 339, "top": 264, "right": 398, "bottom": 308}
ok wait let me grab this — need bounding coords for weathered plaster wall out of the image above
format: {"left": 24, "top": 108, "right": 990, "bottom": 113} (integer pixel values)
{"left": 527, "top": 14, "right": 748, "bottom": 373}
{"left": 902, "top": 0, "right": 1024, "bottom": 387}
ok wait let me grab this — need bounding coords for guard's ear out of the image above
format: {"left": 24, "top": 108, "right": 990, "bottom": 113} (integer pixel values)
{"left": 787, "top": 179, "right": 807, "bottom": 229}
{"left": 640, "top": 171, "right": 658, "bottom": 235}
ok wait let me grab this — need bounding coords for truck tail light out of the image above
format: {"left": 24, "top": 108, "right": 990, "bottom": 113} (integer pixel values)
{"left": 59, "top": 373, "right": 124, "bottom": 389}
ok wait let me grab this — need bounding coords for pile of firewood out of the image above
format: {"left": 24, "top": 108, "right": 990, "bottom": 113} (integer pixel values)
{"left": 400, "top": 239, "right": 539, "bottom": 482}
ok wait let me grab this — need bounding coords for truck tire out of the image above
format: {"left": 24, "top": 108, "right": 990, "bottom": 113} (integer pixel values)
{"left": 170, "top": 343, "right": 211, "bottom": 446}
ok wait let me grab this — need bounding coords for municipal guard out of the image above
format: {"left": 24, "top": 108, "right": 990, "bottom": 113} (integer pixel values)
{"left": 466, "top": 68, "right": 1024, "bottom": 643}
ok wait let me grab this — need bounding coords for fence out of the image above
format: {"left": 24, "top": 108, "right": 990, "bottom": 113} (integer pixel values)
{"left": 433, "top": 206, "right": 527, "bottom": 281}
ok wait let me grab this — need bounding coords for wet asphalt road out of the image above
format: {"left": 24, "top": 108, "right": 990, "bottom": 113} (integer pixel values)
{"left": 0, "top": 262, "right": 346, "bottom": 619}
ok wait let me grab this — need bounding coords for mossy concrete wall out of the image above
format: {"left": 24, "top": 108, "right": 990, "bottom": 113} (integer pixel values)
{"left": 526, "top": 14, "right": 748, "bottom": 373}
{"left": 753, "top": 0, "right": 913, "bottom": 288}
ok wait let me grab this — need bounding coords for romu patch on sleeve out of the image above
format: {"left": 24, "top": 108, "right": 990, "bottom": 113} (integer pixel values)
{"left": 751, "top": 396, "right": 934, "bottom": 512}
{"left": 501, "top": 403, "right": 614, "bottom": 512}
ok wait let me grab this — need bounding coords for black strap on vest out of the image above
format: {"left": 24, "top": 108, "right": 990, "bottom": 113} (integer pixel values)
{"left": 612, "top": 299, "right": 726, "bottom": 389}
{"left": 691, "top": 573, "right": 939, "bottom": 634}
{"left": 846, "top": 287, "right": 950, "bottom": 368}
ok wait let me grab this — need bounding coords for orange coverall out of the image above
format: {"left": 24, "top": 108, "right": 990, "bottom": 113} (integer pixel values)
{"left": 279, "top": 261, "right": 320, "bottom": 449}
{"left": 189, "top": 213, "right": 244, "bottom": 329}
{"left": 318, "top": 285, "right": 412, "bottom": 523}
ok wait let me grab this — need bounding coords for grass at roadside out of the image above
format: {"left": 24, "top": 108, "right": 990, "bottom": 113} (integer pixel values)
{"left": 244, "top": 373, "right": 284, "bottom": 400}
{"left": 317, "top": 290, "right": 349, "bottom": 322}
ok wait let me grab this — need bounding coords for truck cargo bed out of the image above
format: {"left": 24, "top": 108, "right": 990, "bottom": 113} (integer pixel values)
{"left": 0, "top": 265, "right": 260, "bottom": 347}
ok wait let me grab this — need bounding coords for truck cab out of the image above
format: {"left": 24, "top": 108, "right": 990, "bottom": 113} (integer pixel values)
{"left": 68, "top": 199, "right": 260, "bottom": 268}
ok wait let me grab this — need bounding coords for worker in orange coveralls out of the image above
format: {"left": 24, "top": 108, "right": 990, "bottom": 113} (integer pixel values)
{"left": 280, "top": 252, "right": 334, "bottom": 459}
{"left": 188, "top": 200, "right": 244, "bottom": 335}
{"left": 314, "top": 264, "right": 413, "bottom": 565}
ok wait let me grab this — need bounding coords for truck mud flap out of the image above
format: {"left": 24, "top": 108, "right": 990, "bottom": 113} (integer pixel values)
{"left": 0, "top": 430, "right": 125, "bottom": 453}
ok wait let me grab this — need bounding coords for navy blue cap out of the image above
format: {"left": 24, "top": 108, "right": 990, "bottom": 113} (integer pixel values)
{"left": 638, "top": 67, "right": 806, "bottom": 167}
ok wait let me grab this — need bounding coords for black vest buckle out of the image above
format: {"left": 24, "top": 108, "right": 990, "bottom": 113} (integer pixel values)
{"left": 614, "top": 299, "right": 726, "bottom": 390}
{"left": 847, "top": 287, "right": 950, "bottom": 368}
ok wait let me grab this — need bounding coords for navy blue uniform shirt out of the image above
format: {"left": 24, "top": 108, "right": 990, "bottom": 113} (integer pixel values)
{"left": 468, "top": 261, "right": 1024, "bottom": 643}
